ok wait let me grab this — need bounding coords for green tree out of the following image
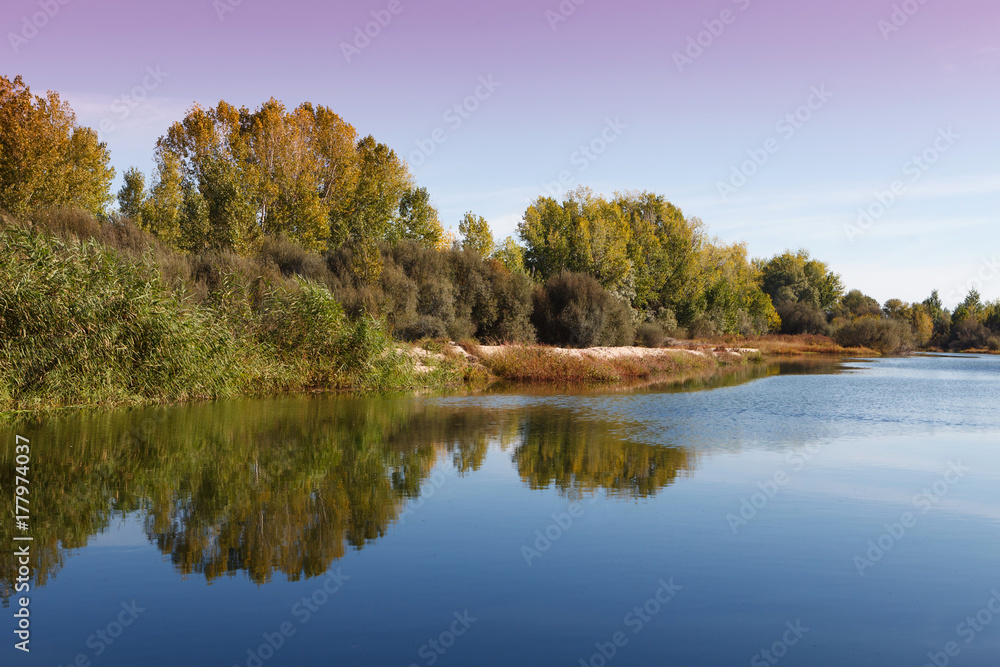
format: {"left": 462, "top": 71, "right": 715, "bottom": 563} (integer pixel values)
{"left": 882, "top": 298, "right": 908, "bottom": 320}
{"left": 613, "top": 190, "right": 707, "bottom": 323}
{"left": 459, "top": 212, "right": 494, "bottom": 257}
{"left": 492, "top": 237, "right": 525, "bottom": 274}
{"left": 837, "top": 289, "right": 881, "bottom": 319}
{"left": 117, "top": 167, "right": 146, "bottom": 222}
{"left": 142, "top": 150, "right": 185, "bottom": 247}
{"left": 398, "top": 187, "right": 443, "bottom": 246}
{"left": 953, "top": 289, "right": 983, "bottom": 324}
{"left": 519, "top": 188, "right": 633, "bottom": 295}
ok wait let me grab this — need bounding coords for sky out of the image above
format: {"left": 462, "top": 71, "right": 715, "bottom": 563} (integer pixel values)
{"left": 3, "top": 0, "right": 999, "bottom": 307}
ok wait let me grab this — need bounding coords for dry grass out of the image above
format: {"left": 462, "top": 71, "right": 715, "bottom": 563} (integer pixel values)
{"left": 704, "top": 334, "right": 876, "bottom": 357}
{"left": 467, "top": 344, "right": 722, "bottom": 385}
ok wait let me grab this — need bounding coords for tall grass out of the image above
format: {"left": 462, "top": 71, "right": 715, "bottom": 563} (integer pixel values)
{"left": 0, "top": 213, "right": 416, "bottom": 411}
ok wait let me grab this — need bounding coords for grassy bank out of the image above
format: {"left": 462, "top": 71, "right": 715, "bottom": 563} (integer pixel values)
{"left": 0, "top": 216, "right": 435, "bottom": 412}
{"left": 0, "top": 213, "right": 874, "bottom": 414}
{"left": 715, "top": 334, "right": 876, "bottom": 357}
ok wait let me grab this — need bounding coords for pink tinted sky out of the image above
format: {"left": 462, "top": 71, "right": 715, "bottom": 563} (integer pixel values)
{"left": 4, "top": 0, "right": 999, "bottom": 305}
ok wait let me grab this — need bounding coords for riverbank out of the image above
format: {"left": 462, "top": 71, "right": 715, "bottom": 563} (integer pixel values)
{"left": 401, "top": 338, "right": 871, "bottom": 388}
{"left": 0, "top": 216, "right": 873, "bottom": 415}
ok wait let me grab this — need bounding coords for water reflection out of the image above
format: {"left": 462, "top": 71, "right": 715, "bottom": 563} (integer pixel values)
{"left": 1, "top": 394, "right": 701, "bottom": 600}
{"left": 0, "top": 361, "right": 822, "bottom": 600}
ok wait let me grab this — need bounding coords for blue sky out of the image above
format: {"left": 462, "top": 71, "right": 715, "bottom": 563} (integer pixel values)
{"left": 5, "top": 0, "right": 998, "bottom": 307}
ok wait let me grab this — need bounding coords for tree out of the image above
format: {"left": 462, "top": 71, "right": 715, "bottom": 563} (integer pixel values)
{"left": 398, "top": 187, "right": 443, "bottom": 246}
{"left": 837, "top": 290, "right": 881, "bottom": 319}
{"left": 493, "top": 237, "right": 525, "bottom": 274}
{"left": 340, "top": 136, "right": 413, "bottom": 279}
{"left": 117, "top": 168, "right": 146, "bottom": 222}
{"left": 142, "top": 150, "right": 185, "bottom": 247}
{"left": 758, "top": 250, "right": 843, "bottom": 334}
{"left": 700, "top": 242, "right": 780, "bottom": 335}
{"left": 459, "top": 212, "right": 494, "bottom": 257}
{"left": 613, "top": 190, "right": 705, "bottom": 319}
{"left": 0, "top": 75, "right": 114, "bottom": 217}
{"left": 882, "top": 299, "right": 908, "bottom": 320}
{"left": 147, "top": 99, "right": 382, "bottom": 256}
{"left": 953, "top": 289, "right": 983, "bottom": 324}
{"left": 519, "top": 188, "right": 632, "bottom": 295}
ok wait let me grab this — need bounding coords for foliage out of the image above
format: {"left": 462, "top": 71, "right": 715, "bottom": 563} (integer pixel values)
{"left": 398, "top": 186, "right": 444, "bottom": 246}
{"left": 459, "top": 211, "right": 494, "bottom": 257}
{"left": 834, "top": 289, "right": 882, "bottom": 320}
{"left": 0, "top": 214, "right": 420, "bottom": 411}
{"left": 0, "top": 75, "right": 114, "bottom": 218}
{"left": 492, "top": 236, "right": 526, "bottom": 274}
{"left": 0, "top": 224, "right": 240, "bottom": 409}
{"left": 518, "top": 189, "right": 777, "bottom": 335}
{"left": 134, "top": 98, "right": 437, "bottom": 281}
{"left": 833, "top": 317, "right": 914, "bottom": 354}
{"left": 519, "top": 188, "right": 633, "bottom": 295}
{"left": 635, "top": 322, "right": 667, "bottom": 348}
{"left": 328, "top": 240, "right": 535, "bottom": 344}
{"left": 532, "top": 272, "right": 634, "bottom": 348}
{"left": 758, "top": 249, "right": 844, "bottom": 312}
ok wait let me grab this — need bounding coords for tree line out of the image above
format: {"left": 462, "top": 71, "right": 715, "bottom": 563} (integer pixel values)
{"left": 2, "top": 73, "right": 997, "bottom": 353}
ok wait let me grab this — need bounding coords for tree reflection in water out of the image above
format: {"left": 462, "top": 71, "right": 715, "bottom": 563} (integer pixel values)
{"left": 0, "top": 393, "right": 697, "bottom": 601}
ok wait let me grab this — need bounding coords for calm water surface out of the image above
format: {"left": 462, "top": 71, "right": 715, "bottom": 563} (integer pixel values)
{"left": 3, "top": 354, "right": 1000, "bottom": 666}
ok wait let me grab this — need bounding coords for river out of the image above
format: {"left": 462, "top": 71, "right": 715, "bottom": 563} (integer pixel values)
{"left": 3, "top": 354, "right": 999, "bottom": 666}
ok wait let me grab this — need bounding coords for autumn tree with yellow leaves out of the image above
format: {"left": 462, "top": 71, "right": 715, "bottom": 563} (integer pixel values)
{"left": 127, "top": 98, "right": 441, "bottom": 277}
{"left": 0, "top": 75, "right": 114, "bottom": 218}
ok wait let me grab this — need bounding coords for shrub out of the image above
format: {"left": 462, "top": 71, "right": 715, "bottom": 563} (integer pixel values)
{"left": 655, "top": 307, "right": 678, "bottom": 334}
{"left": 399, "top": 315, "right": 449, "bottom": 342}
{"left": 532, "top": 272, "right": 634, "bottom": 348}
{"left": 636, "top": 322, "right": 667, "bottom": 348}
{"left": 776, "top": 300, "right": 829, "bottom": 335}
{"left": 833, "top": 317, "right": 914, "bottom": 354}
{"left": 327, "top": 240, "right": 535, "bottom": 344}
{"left": 0, "top": 227, "right": 242, "bottom": 408}
{"left": 259, "top": 234, "right": 332, "bottom": 286}
{"left": 688, "top": 314, "right": 716, "bottom": 340}
{"left": 950, "top": 319, "right": 991, "bottom": 351}
{"left": 988, "top": 337, "right": 1000, "bottom": 352}
{"left": 0, "top": 216, "right": 418, "bottom": 410}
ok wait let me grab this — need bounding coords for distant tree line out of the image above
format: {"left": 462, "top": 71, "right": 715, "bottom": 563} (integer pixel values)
{"left": 2, "top": 74, "right": 997, "bottom": 353}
